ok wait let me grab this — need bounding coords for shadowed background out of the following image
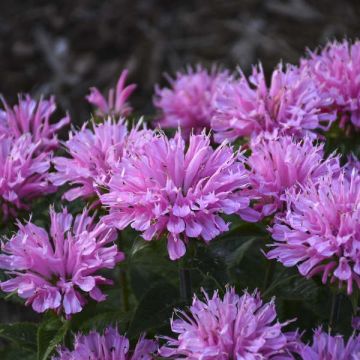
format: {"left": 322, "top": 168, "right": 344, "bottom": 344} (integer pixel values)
{"left": 0, "top": 0, "right": 359, "bottom": 326}
{"left": 0, "top": 0, "right": 360, "bottom": 124}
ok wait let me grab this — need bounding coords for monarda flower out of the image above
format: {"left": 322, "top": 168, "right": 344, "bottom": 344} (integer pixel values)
{"left": 0, "top": 94, "right": 70, "bottom": 151}
{"left": 212, "top": 64, "right": 335, "bottom": 143}
{"left": 267, "top": 169, "right": 360, "bottom": 294}
{"left": 86, "top": 70, "right": 137, "bottom": 117}
{"left": 50, "top": 119, "right": 153, "bottom": 202}
{"left": 300, "top": 39, "right": 360, "bottom": 129}
{"left": 0, "top": 207, "right": 124, "bottom": 315}
{"left": 101, "top": 131, "right": 257, "bottom": 260}
{"left": 300, "top": 328, "right": 360, "bottom": 360}
{"left": 154, "top": 66, "right": 229, "bottom": 138}
{"left": 159, "top": 288, "right": 300, "bottom": 359}
{"left": 0, "top": 134, "right": 56, "bottom": 219}
{"left": 53, "top": 327, "right": 157, "bottom": 360}
{"left": 248, "top": 133, "right": 339, "bottom": 218}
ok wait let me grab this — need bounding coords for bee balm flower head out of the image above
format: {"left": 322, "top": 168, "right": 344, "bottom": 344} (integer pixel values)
{"left": 101, "top": 130, "right": 257, "bottom": 260}
{"left": 159, "top": 288, "right": 300, "bottom": 359}
{"left": 0, "top": 207, "right": 124, "bottom": 315}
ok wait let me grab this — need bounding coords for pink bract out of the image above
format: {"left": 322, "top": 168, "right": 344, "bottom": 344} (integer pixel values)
{"left": 86, "top": 70, "right": 137, "bottom": 117}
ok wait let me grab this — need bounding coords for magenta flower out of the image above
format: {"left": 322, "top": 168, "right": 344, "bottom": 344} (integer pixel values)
{"left": 0, "top": 207, "right": 124, "bottom": 315}
{"left": 53, "top": 327, "right": 157, "bottom": 360}
{"left": 212, "top": 64, "right": 335, "bottom": 143}
{"left": 300, "top": 328, "right": 360, "bottom": 360}
{"left": 0, "top": 134, "right": 56, "bottom": 219}
{"left": 101, "top": 130, "right": 256, "bottom": 260}
{"left": 0, "top": 94, "right": 70, "bottom": 151}
{"left": 248, "top": 133, "right": 339, "bottom": 218}
{"left": 154, "top": 66, "right": 229, "bottom": 137}
{"left": 50, "top": 119, "right": 153, "bottom": 202}
{"left": 301, "top": 39, "right": 360, "bottom": 129}
{"left": 267, "top": 169, "right": 360, "bottom": 294}
{"left": 86, "top": 70, "right": 137, "bottom": 117}
{"left": 159, "top": 288, "right": 300, "bottom": 359}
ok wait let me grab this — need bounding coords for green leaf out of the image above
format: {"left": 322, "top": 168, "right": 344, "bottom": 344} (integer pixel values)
{"left": 0, "top": 322, "right": 37, "bottom": 351}
{"left": 37, "top": 317, "right": 70, "bottom": 360}
{"left": 128, "top": 280, "right": 179, "bottom": 337}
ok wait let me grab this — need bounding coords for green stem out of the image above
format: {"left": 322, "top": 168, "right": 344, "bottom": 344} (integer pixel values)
{"left": 329, "top": 292, "right": 342, "bottom": 332}
{"left": 263, "top": 260, "right": 276, "bottom": 293}
{"left": 120, "top": 269, "right": 130, "bottom": 313}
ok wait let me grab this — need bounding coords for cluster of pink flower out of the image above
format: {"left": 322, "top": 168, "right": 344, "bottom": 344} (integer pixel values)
{"left": 0, "top": 38, "right": 359, "bottom": 359}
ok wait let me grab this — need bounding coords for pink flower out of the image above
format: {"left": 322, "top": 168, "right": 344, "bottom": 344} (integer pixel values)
{"left": 53, "top": 327, "right": 157, "bottom": 360}
{"left": 154, "top": 66, "right": 229, "bottom": 137}
{"left": 86, "top": 70, "right": 137, "bottom": 117}
{"left": 50, "top": 119, "right": 153, "bottom": 202}
{"left": 212, "top": 64, "right": 335, "bottom": 143}
{"left": 0, "top": 134, "right": 56, "bottom": 219}
{"left": 267, "top": 169, "right": 360, "bottom": 294}
{"left": 0, "top": 94, "right": 70, "bottom": 151}
{"left": 0, "top": 207, "right": 124, "bottom": 315}
{"left": 300, "top": 39, "right": 360, "bottom": 129}
{"left": 248, "top": 133, "right": 339, "bottom": 218}
{"left": 159, "top": 288, "right": 300, "bottom": 359}
{"left": 300, "top": 328, "right": 360, "bottom": 360}
{"left": 101, "top": 130, "right": 256, "bottom": 260}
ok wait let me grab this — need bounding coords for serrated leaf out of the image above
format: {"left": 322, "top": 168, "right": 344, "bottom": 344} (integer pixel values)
{"left": 0, "top": 322, "right": 37, "bottom": 351}
{"left": 37, "top": 317, "right": 70, "bottom": 360}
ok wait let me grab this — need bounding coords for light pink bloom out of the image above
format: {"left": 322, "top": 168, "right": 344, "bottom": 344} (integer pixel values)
{"left": 0, "top": 134, "right": 56, "bottom": 219}
{"left": 301, "top": 39, "right": 360, "bottom": 129}
{"left": 248, "top": 133, "right": 339, "bottom": 218}
{"left": 0, "top": 94, "right": 70, "bottom": 151}
{"left": 267, "top": 169, "right": 360, "bottom": 294}
{"left": 86, "top": 70, "right": 136, "bottom": 117}
{"left": 159, "top": 288, "right": 300, "bottom": 359}
{"left": 50, "top": 119, "right": 153, "bottom": 202}
{"left": 53, "top": 327, "right": 157, "bottom": 360}
{"left": 101, "top": 130, "right": 257, "bottom": 260}
{"left": 154, "top": 66, "right": 229, "bottom": 137}
{"left": 0, "top": 207, "right": 124, "bottom": 315}
{"left": 300, "top": 328, "right": 360, "bottom": 360}
{"left": 212, "top": 64, "right": 335, "bottom": 143}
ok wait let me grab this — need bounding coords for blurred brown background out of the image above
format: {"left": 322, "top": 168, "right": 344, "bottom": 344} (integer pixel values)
{"left": 0, "top": 0, "right": 360, "bottom": 125}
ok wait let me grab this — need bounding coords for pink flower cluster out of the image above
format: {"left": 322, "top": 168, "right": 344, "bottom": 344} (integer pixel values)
{"left": 101, "top": 130, "right": 256, "bottom": 260}
{"left": 248, "top": 133, "right": 339, "bottom": 218}
{"left": 159, "top": 287, "right": 299, "bottom": 359}
{"left": 0, "top": 207, "right": 124, "bottom": 315}
{"left": 154, "top": 66, "right": 229, "bottom": 137}
{"left": 0, "top": 94, "right": 69, "bottom": 151}
{"left": 267, "top": 169, "right": 360, "bottom": 294}
{"left": 86, "top": 70, "right": 137, "bottom": 117}
{"left": 212, "top": 64, "right": 335, "bottom": 143}
{"left": 53, "top": 327, "right": 157, "bottom": 360}
{"left": 300, "top": 328, "right": 360, "bottom": 360}
{"left": 50, "top": 119, "right": 152, "bottom": 202}
{"left": 0, "top": 134, "right": 56, "bottom": 218}
{"left": 301, "top": 39, "right": 360, "bottom": 129}
{"left": 0, "top": 94, "right": 69, "bottom": 217}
